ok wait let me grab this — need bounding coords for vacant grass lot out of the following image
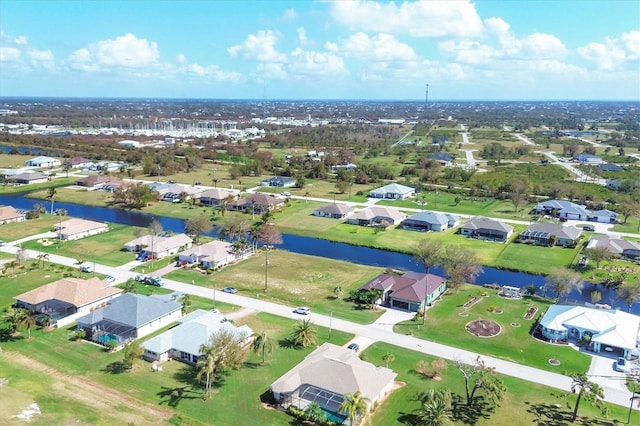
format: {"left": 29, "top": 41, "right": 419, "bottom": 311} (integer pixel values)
{"left": 165, "top": 250, "right": 384, "bottom": 324}
{"left": 1, "top": 312, "right": 353, "bottom": 426}
{"left": 364, "top": 342, "right": 634, "bottom": 426}
{"left": 0, "top": 215, "right": 62, "bottom": 242}
{"left": 499, "top": 242, "right": 582, "bottom": 272}
{"left": 21, "top": 223, "right": 142, "bottom": 266}
{"left": 394, "top": 285, "right": 592, "bottom": 374}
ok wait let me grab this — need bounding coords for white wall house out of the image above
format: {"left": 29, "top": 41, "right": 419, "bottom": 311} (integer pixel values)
{"left": 25, "top": 156, "right": 61, "bottom": 167}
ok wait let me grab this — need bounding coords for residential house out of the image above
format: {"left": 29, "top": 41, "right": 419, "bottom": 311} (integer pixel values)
{"left": 402, "top": 211, "right": 459, "bottom": 232}
{"left": 598, "top": 163, "right": 623, "bottom": 172}
{"left": 228, "top": 193, "right": 285, "bottom": 214}
{"left": 142, "top": 309, "right": 253, "bottom": 364}
{"left": 331, "top": 163, "right": 357, "bottom": 171}
{"left": 347, "top": 206, "right": 407, "bottom": 228}
{"left": 606, "top": 179, "right": 640, "bottom": 191}
{"left": 25, "top": 156, "right": 61, "bottom": 168}
{"left": 14, "top": 277, "right": 122, "bottom": 328}
{"left": 589, "top": 209, "right": 617, "bottom": 223}
{"left": 369, "top": 183, "right": 415, "bottom": 200}
{"left": 124, "top": 233, "right": 193, "bottom": 258}
{"left": 177, "top": 240, "right": 238, "bottom": 269}
{"left": 198, "top": 188, "right": 235, "bottom": 207}
{"left": 519, "top": 223, "right": 582, "bottom": 247}
{"left": 55, "top": 218, "right": 109, "bottom": 241}
{"left": 360, "top": 271, "right": 447, "bottom": 312}
{"left": 10, "top": 171, "right": 49, "bottom": 184}
{"left": 574, "top": 153, "right": 603, "bottom": 164}
{"left": 313, "top": 203, "right": 353, "bottom": 219}
{"left": 65, "top": 157, "right": 93, "bottom": 169}
{"left": 460, "top": 216, "right": 514, "bottom": 242}
{"left": 538, "top": 305, "right": 640, "bottom": 359}
{"left": 76, "top": 175, "right": 122, "bottom": 189}
{"left": 534, "top": 200, "right": 590, "bottom": 221}
{"left": 271, "top": 343, "right": 397, "bottom": 417}
{"left": 76, "top": 293, "right": 182, "bottom": 347}
{"left": 586, "top": 235, "right": 640, "bottom": 260}
{"left": 261, "top": 176, "right": 296, "bottom": 188}
{"left": 429, "top": 152, "right": 454, "bottom": 167}
{"left": 0, "top": 205, "right": 26, "bottom": 224}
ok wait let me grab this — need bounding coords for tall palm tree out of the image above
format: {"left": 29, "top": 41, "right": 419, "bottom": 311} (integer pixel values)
{"left": 22, "top": 314, "right": 36, "bottom": 340}
{"left": 412, "top": 239, "right": 443, "bottom": 324}
{"left": 251, "top": 331, "right": 275, "bottom": 365}
{"left": 415, "top": 388, "right": 453, "bottom": 426}
{"left": 196, "top": 343, "right": 217, "bottom": 400}
{"left": 339, "top": 391, "right": 370, "bottom": 426}
{"left": 570, "top": 373, "right": 604, "bottom": 422}
{"left": 47, "top": 187, "right": 57, "bottom": 215}
{"left": 290, "top": 319, "right": 317, "bottom": 348}
{"left": 75, "top": 258, "right": 85, "bottom": 277}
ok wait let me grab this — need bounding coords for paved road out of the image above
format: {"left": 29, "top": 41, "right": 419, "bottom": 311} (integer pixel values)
{"left": 460, "top": 149, "right": 476, "bottom": 168}
{"left": 513, "top": 133, "right": 537, "bottom": 145}
{"left": 537, "top": 151, "right": 607, "bottom": 186}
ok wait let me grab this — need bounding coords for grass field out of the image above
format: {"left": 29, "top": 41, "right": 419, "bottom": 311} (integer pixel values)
{"left": 394, "top": 285, "right": 592, "bottom": 374}
{"left": 165, "top": 249, "right": 384, "bottom": 324}
{"left": 0, "top": 215, "right": 62, "bottom": 242}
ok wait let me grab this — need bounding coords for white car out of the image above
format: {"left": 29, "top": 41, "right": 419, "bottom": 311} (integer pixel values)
{"left": 294, "top": 306, "right": 311, "bottom": 315}
{"left": 80, "top": 263, "right": 94, "bottom": 273}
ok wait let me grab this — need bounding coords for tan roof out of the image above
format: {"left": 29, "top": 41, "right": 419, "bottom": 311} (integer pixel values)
{"left": 125, "top": 233, "right": 192, "bottom": 253}
{"left": 180, "top": 240, "right": 233, "bottom": 262}
{"left": 0, "top": 205, "right": 24, "bottom": 221}
{"left": 15, "top": 277, "right": 122, "bottom": 307}
{"left": 58, "top": 218, "right": 108, "bottom": 236}
{"left": 271, "top": 343, "right": 396, "bottom": 402}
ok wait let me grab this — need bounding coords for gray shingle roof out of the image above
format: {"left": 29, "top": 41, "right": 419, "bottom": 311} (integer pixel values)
{"left": 76, "top": 293, "right": 181, "bottom": 328}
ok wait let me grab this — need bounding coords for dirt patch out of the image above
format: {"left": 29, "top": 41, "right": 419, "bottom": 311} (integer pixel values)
{"left": 463, "top": 297, "right": 482, "bottom": 309}
{"left": 2, "top": 351, "right": 173, "bottom": 425}
{"left": 37, "top": 238, "right": 54, "bottom": 246}
{"left": 465, "top": 319, "right": 502, "bottom": 337}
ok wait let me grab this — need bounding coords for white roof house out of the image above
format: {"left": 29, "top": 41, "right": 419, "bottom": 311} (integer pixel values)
{"left": 178, "top": 240, "right": 236, "bottom": 269}
{"left": 539, "top": 305, "right": 640, "bottom": 358}
{"left": 25, "top": 156, "right": 61, "bottom": 168}
{"left": 142, "top": 309, "right": 253, "bottom": 364}
{"left": 124, "top": 233, "right": 193, "bottom": 258}
{"left": 369, "top": 183, "right": 415, "bottom": 200}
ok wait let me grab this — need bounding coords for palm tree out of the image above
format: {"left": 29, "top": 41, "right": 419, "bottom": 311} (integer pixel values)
{"left": 251, "top": 332, "right": 275, "bottom": 365}
{"left": 123, "top": 279, "right": 137, "bottom": 293}
{"left": 47, "top": 187, "right": 57, "bottom": 215}
{"left": 75, "top": 258, "right": 85, "bottom": 277}
{"left": 22, "top": 314, "right": 36, "bottom": 340}
{"left": 196, "top": 343, "right": 217, "bottom": 400}
{"left": 290, "top": 319, "right": 317, "bottom": 348}
{"left": 37, "top": 253, "right": 49, "bottom": 269}
{"left": 305, "top": 402, "right": 326, "bottom": 424}
{"left": 339, "top": 391, "right": 370, "bottom": 426}
{"left": 382, "top": 352, "right": 395, "bottom": 368}
{"left": 415, "top": 388, "right": 453, "bottom": 426}
{"left": 180, "top": 294, "right": 192, "bottom": 314}
{"left": 569, "top": 373, "right": 605, "bottom": 422}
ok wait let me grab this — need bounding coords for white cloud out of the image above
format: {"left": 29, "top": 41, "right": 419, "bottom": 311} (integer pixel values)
{"left": 578, "top": 39, "right": 626, "bottom": 71}
{"left": 297, "top": 28, "right": 308, "bottom": 45}
{"left": 341, "top": 32, "right": 417, "bottom": 61}
{"left": 288, "top": 48, "right": 347, "bottom": 78}
{"left": 176, "top": 53, "right": 187, "bottom": 64}
{"left": 228, "top": 30, "right": 287, "bottom": 63}
{"left": 256, "top": 62, "right": 288, "bottom": 80}
{"left": 183, "top": 63, "right": 244, "bottom": 83}
{"left": 67, "top": 33, "right": 159, "bottom": 71}
{"left": 622, "top": 30, "right": 640, "bottom": 59}
{"left": 330, "top": 0, "right": 483, "bottom": 37}
{"left": 29, "top": 49, "right": 55, "bottom": 69}
{"left": 0, "top": 46, "right": 21, "bottom": 62}
{"left": 283, "top": 8, "right": 297, "bottom": 20}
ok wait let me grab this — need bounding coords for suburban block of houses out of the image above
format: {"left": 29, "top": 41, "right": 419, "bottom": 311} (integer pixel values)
{"left": 0, "top": 205, "right": 26, "bottom": 224}
{"left": 586, "top": 235, "right": 640, "bottom": 260}
{"left": 177, "top": 240, "right": 239, "bottom": 269}
{"left": 270, "top": 343, "right": 397, "bottom": 418}
{"left": 142, "top": 309, "right": 253, "bottom": 364}
{"left": 369, "top": 183, "right": 415, "bottom": 199}
{"left": 56, "top": 218, "right": 109, "bottom": 241}
{"left": 124, "top": 233, "right": 193, "bottom": 258}
{"left": 402, "top": 211, "right": 460, "bottom": 232}
{"left": 313, "top": 203, "right": 354, "bottom": 219}
{"left": 360, "top": 271, "right": 447, "bottom": 312}
{"left": 538, "top": 305, "right": 640, "bottom": 359}
{"left": 14, "top": 277, "right": 123, "bottom": 328}
{"left": 347, "top": 206, "right": 407, "bottom": 228}
{"left": 459, "top": 216, "right": 514, "bottom": 242}
{"left": 76, "top": 293, "right": 182, "bottom": 347}
{"left": 519, "top": 223, "right": 582, "bottom": 247}
{"left": 25, "top": 155, "right": 61, "bottom": 168}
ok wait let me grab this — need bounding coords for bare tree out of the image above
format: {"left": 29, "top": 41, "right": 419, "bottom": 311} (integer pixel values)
{"left": 509, "top": 179, "right": 529, "bottom": 212}
{"left": 185, "top": 215, "right": 212, "bottom": 243}
{"left": 616, "top": 282, "right": 640, "bottom": 312}
{"left": 455, "top": 356, "right": 506, "bottom": 408}
{"left": 441, "top": 245, "right": 482, "bottom": 292}
{"left": 543, "top": 267, "right": 583, "bottom": 302}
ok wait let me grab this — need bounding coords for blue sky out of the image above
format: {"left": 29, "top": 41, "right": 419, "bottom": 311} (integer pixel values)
{"left": 1, "top": 0, "right": 638, "bottom": 100}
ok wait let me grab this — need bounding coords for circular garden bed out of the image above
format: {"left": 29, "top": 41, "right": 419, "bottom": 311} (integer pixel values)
{"left": 465, "top": 319, "right": 502, "bottom": 337}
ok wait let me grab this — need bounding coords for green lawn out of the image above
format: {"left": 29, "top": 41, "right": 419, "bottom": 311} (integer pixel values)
{"left": 21, "top": 223, "right": 143, "bottom": 267}
{"left": 499, "top": 242, "right": 582, "bottom": 272}
{"left": 1, "top": 312, "right": 353, "bottom": 426}
{"left": 165, "top": 250, "right": 384, "bottom": 324}
{"left": 394, "top": 285, "right": 592, "bottom": 374}
{"left": 364, "top": 342, "right": 635, "bottom": 425}
{"left": 0, "top": 215, "right": 62, "bottom": 242}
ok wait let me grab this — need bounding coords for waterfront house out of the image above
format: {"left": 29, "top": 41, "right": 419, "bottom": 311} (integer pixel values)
{"left": 10, "top": 171, "right": 48, "bottom": 184}
{"left": 402, "top": 211, "right": 459, "bottom": 232}
{"left": 313, "top": 203, "right": 353, "bottom": 219}
{"left": 347, "top": 206, "right": 407, "bottom": 228}
{"left": 519, "top": 223, "right": 582, "bottom": 247}
{"left": 177, "top": 240, "right": 237, "bottom": 269}
{"left": 142, "top": 309, "right": 253, "bottom": 364}
{"left": 198, "top": 188, "right": 235, "bottom": 207}
{"left": 459, "top": 216, "right": 513, "bottom": 242}
{"left": 65, "top": 157, "right": 94, "bottom": 169}
{"left": 228, "top": 193, "right": 285, "bottom": 214}
{"left": 534, "top": 200, "right": 590, "bottom": 221}
{"left": 270, "top": 343, "right": 396, "bottom": 418}
{"left": 586, "top": 235, "right": 640, "bottom": 260}
{"left": 55, "top": 218, "right": 109, "bottom": 241}
{"left": 14, "top": 277, "right": 122, "bottom": 328}
{"left": 124, "top": 233, "right": 193, "bottom": 258}
{"left": 360, "top": 271, "right": 447, "bottom": 312}
{"left": 369, "top": 183, "right": 415, "bottom": 200}
{"left": 76, "top": 293, "right": 182, "bottom": 347}
{"left": 0, "top": 205, "right": 26, "bottom": 224}
{"left": 25, "top": 156, "right": 61, "bottom": 168}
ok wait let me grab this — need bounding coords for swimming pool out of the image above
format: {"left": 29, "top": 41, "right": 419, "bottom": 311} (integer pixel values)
{"left": 322, "top": 409, "right": 346, "bottom": 424}
{"left": 96, "top": 333, "right": 119, "bottom": 345}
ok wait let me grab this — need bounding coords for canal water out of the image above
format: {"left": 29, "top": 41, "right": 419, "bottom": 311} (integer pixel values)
{"left": 0, "top": 192, "right": 635, "bottom": 313}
